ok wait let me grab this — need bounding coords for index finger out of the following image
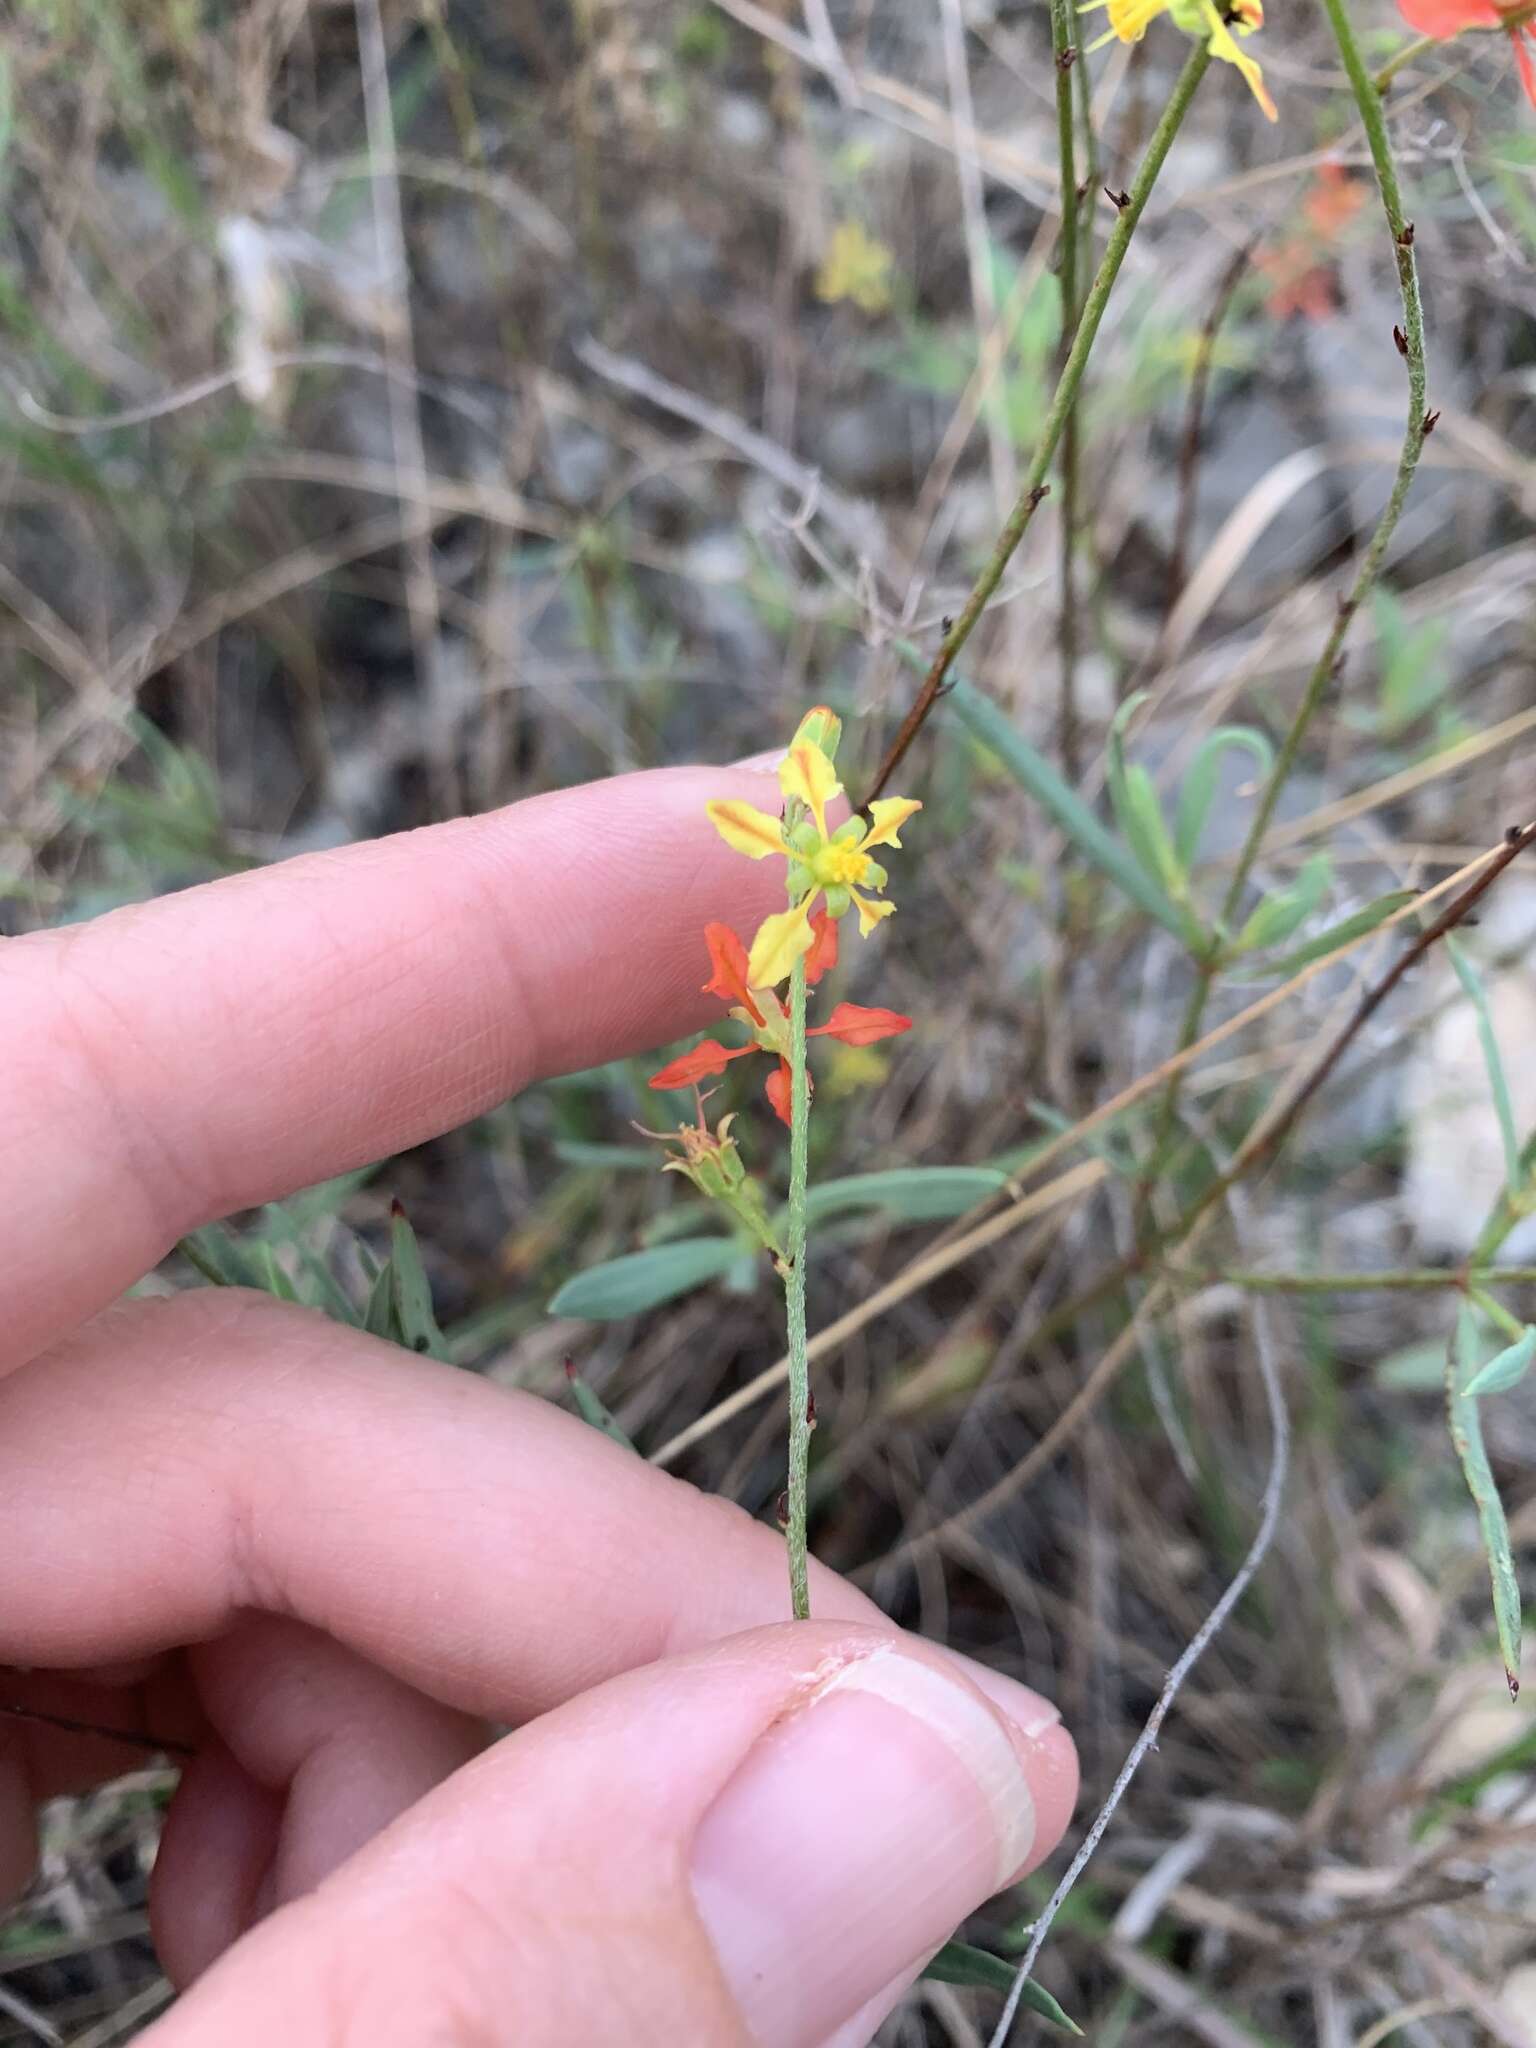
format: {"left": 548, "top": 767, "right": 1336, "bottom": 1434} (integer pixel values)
{"left": 0, "top": 762, "right": 785, "bottom": 1373}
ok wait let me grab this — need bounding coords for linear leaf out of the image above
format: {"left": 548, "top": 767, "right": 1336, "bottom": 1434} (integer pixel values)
{"left": 563, "top": 1360, "right": 638, "bottom": 1452}
{"left": 947, "top": 679, "right": 1192, "bottom": 943}
{"left": 921, "top": 1944, "right": 1082, "bottom": 2034}
{"left": 1446, "top": 936, "right": 1521, "bottom": 1193}
{"left": 1463, "top": 1325, "right": 1536, "bottom": 1399}
{"left": 1175, "top": 726, "right": 1274, "bottom": 869}
{"left": 548, "top": 1237, "right": 740, "bottom": 1320}
{"left": 389, "top": 1203, "right": 451, "bottom": 1361}
{"left": 1447, "top": 1305, "right": 1523, "bottom": 1695}
{"left": 1232, "top": 891, "right": 1417, "bottom": 979}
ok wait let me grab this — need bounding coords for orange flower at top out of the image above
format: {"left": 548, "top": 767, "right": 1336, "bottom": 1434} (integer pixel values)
{"left": 1396, "top": 0, "right": 1536, "bottom": 105}
{"left": 648, "top": 920, "right": 911, "bottom": 1125}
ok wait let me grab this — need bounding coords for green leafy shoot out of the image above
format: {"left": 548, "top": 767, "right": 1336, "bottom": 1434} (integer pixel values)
{"left": 946, "top": 677, "right": 1196, "bottom": 945}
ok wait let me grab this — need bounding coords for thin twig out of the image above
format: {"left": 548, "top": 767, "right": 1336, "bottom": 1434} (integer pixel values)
{"left": 1049, "top": 0, "right": 1082, "bottom": 778}
{"left": 0, "top": 1700, "right": 194, "bottom": 1760}
{"left": 858, "top": 44, "right": 1212, "bottom": 811}
{"left": 988, "top": 1157, "right": 1290, "bottom": 2046}
{"left": 1164, "top": 240, "right": 1253, "bottom": 627}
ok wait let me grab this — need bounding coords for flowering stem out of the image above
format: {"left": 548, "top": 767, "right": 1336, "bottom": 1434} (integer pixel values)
{"left": 1141, "top": 2, "right": 1430, "bottom": 1198}
{"left": 860, "top": 40, "right": 1210, "bottom": 810}
{"left": 784, "top": 951, "right": 812, "bottom": 1620}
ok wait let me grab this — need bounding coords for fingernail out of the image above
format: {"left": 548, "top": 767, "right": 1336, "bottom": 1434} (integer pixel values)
{"left": 691, "top": 1645, "right": 1036, "bottom": 2048}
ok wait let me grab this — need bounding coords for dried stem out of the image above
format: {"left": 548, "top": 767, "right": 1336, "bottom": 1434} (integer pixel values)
{"left": 1049, "top": 0, "right": 1082, "bottom": 778}
{"left": 1144, "top": 4, "right": 1431, "bottom": 1181}
{"left": 859, "top": 42, "right": 1211, "bottom": 811}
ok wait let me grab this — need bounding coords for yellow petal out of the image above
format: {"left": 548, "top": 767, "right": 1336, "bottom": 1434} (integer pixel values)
{"left": 1107, "top": 0, "right": 1167, "bottom": 40}
{"left": 860, "top": 796, "right": 922, "bottom": 853}
{"left": 1202, "top": 2, "right": 1277, "bottom": 117}
{"left": 850, "top": 891, "right": 896, "bottom": 939}
{"left": 706, "top": 799, "right": 788, "bottom": 861}
{"left": 779, "top": 740, "right": 841, "bottom": 842}
{"left": 746, "top": 901, "right": 815, "bottom": 988}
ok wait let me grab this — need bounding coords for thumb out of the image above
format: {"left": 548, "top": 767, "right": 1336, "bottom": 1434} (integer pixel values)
{"left": 142, "top": 1621, "right": 1077, "bottom": 2048}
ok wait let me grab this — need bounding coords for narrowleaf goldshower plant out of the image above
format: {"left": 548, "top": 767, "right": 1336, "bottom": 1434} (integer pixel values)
{"left": 649, "top": 706, "right": 920, "bottom": 1618}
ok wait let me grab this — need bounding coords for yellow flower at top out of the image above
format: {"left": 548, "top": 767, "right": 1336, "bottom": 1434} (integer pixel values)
{"left": 1083, "top": 0, "right": 1277, "bottom": 122}
{"left": 707, "top": 717, "right": 920, "bottom": 989}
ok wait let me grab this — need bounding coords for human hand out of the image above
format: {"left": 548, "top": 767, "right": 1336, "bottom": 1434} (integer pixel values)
{"left": 0, "top": 762, "right": 1076, "bottom": 2046}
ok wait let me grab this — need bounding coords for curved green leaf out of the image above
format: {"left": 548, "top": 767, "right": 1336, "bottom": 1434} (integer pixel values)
{"left": 1464, "top": 1325, "right": 1536, "bottom": 1399}
{"left": 1233, "top": 851, "right": 1332, "bottom": 956}
{"left": 548, "top": 1237, "right": 740, "bottom": 1320}
{"left": 921, "top": 1943, "right": 1082, "bottom": 2034}
{"left": 1174, "top": 725, "right": 1274, "bottom": 870}
{"left": 1447, "top": 935, "right": 1521, "bottom": 1194}
{"left": 1232, "top": 890, "right": 1416, "bottom": 979}
{"left": 946, "top": 679, "right": 1192, "bottom": 943}
{"left": 1447, "top": 1305, "right": 1523, "bottom": 1694}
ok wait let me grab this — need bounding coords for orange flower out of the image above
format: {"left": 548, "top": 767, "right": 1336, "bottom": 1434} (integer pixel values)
{"left": 1257, "top": 164, "right": 1368, "bottom": 322}
{"left": 649, "top": 921, "right": 911, "bottom": 1125}
{"left": 1396, "top": 0, "right": 1536, "bottom": 104}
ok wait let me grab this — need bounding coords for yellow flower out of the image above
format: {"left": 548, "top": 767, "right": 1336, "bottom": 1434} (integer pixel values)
{"left": 707, "top": 730, "right": 920, "bottom": 988}
{"left": 815, "top": 221, "right": 896, "bottom": 315}
{"left": 1083, "top": 0, "right": 1277, "bottom": 121}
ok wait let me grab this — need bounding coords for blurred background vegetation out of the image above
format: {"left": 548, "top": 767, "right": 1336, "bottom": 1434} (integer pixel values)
{"left": 3, "top": 0, "right": 1536, "bottom": 2039}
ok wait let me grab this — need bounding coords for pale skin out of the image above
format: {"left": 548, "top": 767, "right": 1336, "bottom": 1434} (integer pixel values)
{"left": 0, "top": 760, "right": 1077, "bottom": 2047}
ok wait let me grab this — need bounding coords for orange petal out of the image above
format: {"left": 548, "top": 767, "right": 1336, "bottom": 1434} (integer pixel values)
{"left": 1513, "top": 22, "right": 1536, "bottom": 105}
{"left": 648, "top": 1039, "right": 754, "bottom": 1090}
{"left": 706, "top": 799, "right": 787, "bottom": 861}
{"left": 1395, "top": 0, "right": 1500, "bottom": 31}
{"left": 808, "top": 1002, "right": 913, "bottom": 1047}
{"left": 803, "top": 910, "right": 839, "bottom": 986}
{"left": 765, "top": 1059, "right": 793, "bottom": 1126}
{"left": 702, "top": 923, "right": 765, "bottom": 1025}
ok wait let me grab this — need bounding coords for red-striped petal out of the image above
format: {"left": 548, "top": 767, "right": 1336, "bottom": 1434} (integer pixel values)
{"left": 701, "top": 923, "right": 765, "bottom": 1025}
{"left": 648, "top": 1039, "right": 755, "bottom": 1090}
{"left": 808, "top": 1002, "right": 913, "bottom": 1047}
{"left": 803, "top": 910, "right": 839, "bottom": 986}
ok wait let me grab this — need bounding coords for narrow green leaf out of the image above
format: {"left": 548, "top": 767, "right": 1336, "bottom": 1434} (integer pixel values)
{"left": 1447, "top": 1305, "right": 1523, "bottom": 1694}
{"left": 389, "top": 1202, "right": 451, "bottom": 1361}
{"left": 947, "top": 678, "right": 1192, "bottom": 943}
{"left": 1233, "top": 852, "right": 1332, "bottom": 956}
{"left": 563, "top": 1359, "right": 638, "bottom": 1452}
{"left": 1232, "top": 890, "right": 1416, "bottom": 979}
{"left": 921, "top": 1944, "right": 1082, "bottom": 2034}
{"left": 552, "top": 1141, "right": 659, "bottom": 1170}
{"left": 258, "top": 1244, "right": 300, "bottom": 1304}
{"left": 1107, "top": 696, "right": 1186, "bottom": 905}
{"left": 802, "top": 1166, "right": 1009, "bottom": 1226}
{"left": 176, "top": 1225, "right": 249, "bottom": 1287}
{"left": 1464, "top": 1326, "right": 1536, "bottom": 1399}
{"left": 1174, "top": 726, "right": 1274, "bottom": 870}
{"left": 364, "top": 1260, "right": 397, "bottom": 1341}
{"left": 1446, "top": 935, "right": 1521, "bottom": 1194}
{"left": 548, "top": 1237, "right": 740, "bottom": 1320}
